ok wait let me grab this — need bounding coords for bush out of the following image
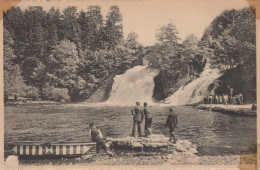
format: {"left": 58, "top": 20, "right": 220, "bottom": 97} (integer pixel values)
{"left": 42, "top": 84, "right": 70, "bottom": 102}
{"left": 21, "top": 85, "right": 40, "bottom": 100}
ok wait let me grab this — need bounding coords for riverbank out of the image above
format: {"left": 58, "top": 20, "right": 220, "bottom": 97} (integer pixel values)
{"left": 197, "top": 104, "right": 256, "bottom": 116}
{"left": 4, "top": 100, "right": 62, "bottom": 106}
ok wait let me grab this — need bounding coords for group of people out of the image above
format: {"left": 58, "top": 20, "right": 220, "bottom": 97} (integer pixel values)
{"left": 203, "top": 86, "right": 244, "bottom": 105}
{"left": 88, "top": 102, "right": 178, "bottom": 155}
{"left": 203, "top": 93, "right": 243, "bottom": 105}
{"left": 131, "top": 102, "right": 178, "bottom": 143}
{"left": 131, "top": 102, "right": 152, "bottom": 138}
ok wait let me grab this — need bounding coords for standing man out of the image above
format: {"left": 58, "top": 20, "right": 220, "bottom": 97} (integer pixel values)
{"left": 227, "top": 86, "right": 234, "bottom": 104}
{"left": 143, "top": 102, "right": 152, "bottom": 137}
{"left": 239, "top": 93, "right": 243, "bottom": 105}
{"left": 131, "top": 102, "right": 144, "bottom": 137}
{"left": 165, "top": 107, "right": 178, "bottom": 143}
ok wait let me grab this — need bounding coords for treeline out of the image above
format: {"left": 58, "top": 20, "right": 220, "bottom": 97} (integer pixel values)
{"left": 146, "top": 7, "right": 256, "bottom": 102}
{"left": 4, "top": 6, "right": 143, "bottom": 102}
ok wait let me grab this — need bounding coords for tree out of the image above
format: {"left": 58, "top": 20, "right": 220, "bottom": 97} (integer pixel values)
{"left": 156, "top": 23, "right": 179, "bottom": 46}
{"left": 78, "top": 6, "right": 104, "bottom": 51}
{"left": 181, "top": 34, "right": 198, "bottom": 59}
{"left": 104, "top": 5, "right": 123, "bottom": 49}
{"left": 47, "top": 40, "right": 86, "bottom": 101}
{"left": 229, "top": 7, "right": 256, "bottom": 44}
{"left": 27, "top": 24, "right": 45, "bottom": 58}
{"left": 46, "top": 7, "right": 62, "bottom": 41}
{"left": 126, "top": 32, "right": 141, "bottom": 49}
{"left": 61, "top": 6, "right": 78, "bottom": 41}
{"left": 212, "top": 34, "right": 240, "bottom": 69}
{"left": 3, "top": 28, "right": 25, "bottom": 101}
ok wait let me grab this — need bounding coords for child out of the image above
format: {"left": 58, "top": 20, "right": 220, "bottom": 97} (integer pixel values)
{"left": 89, "top": 123, "right": 113, "bottom": 156}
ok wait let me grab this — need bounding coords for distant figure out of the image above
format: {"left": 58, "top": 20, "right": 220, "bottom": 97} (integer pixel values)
{"left": 143, "top": 102, "right": 152, "bottom": 137}
{"left": 239, "top": 93, "right": 243, "bottom": 105}
{"left": 209, "top": 95, "right": 213, "bottom": 104}
{"left": 89, "top": 123, "right": 113, "bottom": 156}
{"left": 219, "top": 95, "right": 223, "bottom": 104}
{"left": 206, "top": 95, "right": 210, "bottom": 104}
{"left": 252, "top": 101, "right": 257, "bottom": 111}
{"left": 215, "top": 95, "right": 219, "bottom": 104}
{"left": 228, "top": 86, "right": 234, "bottom": 103}
{"left": 233, "top": 95, "right": 237, "bottom": 105}
{"left": 223, "top": 94, "right": 228, "bottom": 105}
{"left": 236, "top": 95, "right": 240, "bottom": 105}
{"left": 203, "top": 97, "right": 208, "bottom": 104}
{"left": 165, "top": 107, "right": 178, "bottom": 143}
{"left": 131, "top": 102, "right": 144, "bottom": 137}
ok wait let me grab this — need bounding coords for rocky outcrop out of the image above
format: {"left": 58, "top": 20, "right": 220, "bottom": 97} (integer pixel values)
{"left": 106, "top": 134, "right": 198, "bottom": 155}
{"left": 153, "top": 71, "right": 192, "bottom": 101}
{"left": 86, "top": 75, "right": 115, "bottom": 103}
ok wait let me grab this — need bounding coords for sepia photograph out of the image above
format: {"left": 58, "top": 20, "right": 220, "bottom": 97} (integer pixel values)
{"left": 1, "top": 0, "right": 258, "bottom": 169}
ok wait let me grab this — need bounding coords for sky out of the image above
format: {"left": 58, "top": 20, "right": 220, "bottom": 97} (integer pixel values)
{"left": 17, "top": 0, "right": 249, "bottom": 46}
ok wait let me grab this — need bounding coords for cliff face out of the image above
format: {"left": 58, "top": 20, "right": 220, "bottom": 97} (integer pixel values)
{"left": 152, "top": 71, "right": 192, "bottom": 102}
{"left": 214, "top": 65, "right": 256, "bottom": 103}
{"left": 85, "top": 75, "right": 115, "bottom": 103}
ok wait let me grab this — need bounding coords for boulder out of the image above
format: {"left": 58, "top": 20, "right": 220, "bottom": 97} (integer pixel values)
{"left": 106, "top": 134, "right": 197, "bottom": 155}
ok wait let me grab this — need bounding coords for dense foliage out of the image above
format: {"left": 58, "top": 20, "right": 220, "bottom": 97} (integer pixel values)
{"left": 206, "top": 7, "right": 256, "bottom": 102}
{"left": 4, "top": 6, "right": 143, "bottom": 102}
{"left": 146, "top": 7, "right": 255, "bottom": 101}
{"left": 146, "top": 23, "right": 208, "bottom": 100}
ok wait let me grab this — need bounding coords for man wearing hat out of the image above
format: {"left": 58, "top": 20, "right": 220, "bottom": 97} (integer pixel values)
{"left": 131, "top": 102, "right": 144, "bottom": 137}
{"left": 165, "top": 107, "right": 178, "bottom": 143}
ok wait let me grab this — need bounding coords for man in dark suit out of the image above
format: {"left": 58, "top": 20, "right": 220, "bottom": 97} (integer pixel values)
{"left": 165, "top": 107, "right": 178, "bottom": 143}
{"left": 131, "top": 102, "right": 144, "bottom": 137}
{"left": 144, "top": 102, "right": 152, "bottom": 137}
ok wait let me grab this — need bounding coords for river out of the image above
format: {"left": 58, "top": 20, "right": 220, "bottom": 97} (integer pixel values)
{"left": 4, "top": 104, "right": 256, "bottom": 156}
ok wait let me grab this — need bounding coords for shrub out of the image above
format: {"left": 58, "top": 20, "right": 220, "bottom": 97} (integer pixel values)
{"left": 42, "top": 84, "right": 70, "bottom": 102}
{"left": 21, "top": 85, "right": 40, "bottom": 100}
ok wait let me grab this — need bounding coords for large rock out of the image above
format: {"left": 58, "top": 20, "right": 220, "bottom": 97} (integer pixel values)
{"left": 106, "top": 134, "right": 197, "bottom": 154}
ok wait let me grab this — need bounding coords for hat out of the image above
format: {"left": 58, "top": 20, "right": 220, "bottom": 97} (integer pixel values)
{"left": 89, "top": 123, "right": 94, "bottom": 127}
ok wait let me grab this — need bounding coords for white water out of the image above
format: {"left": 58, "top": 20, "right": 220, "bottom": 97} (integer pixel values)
{"left": 163, "top": 64, "right": 222, "bottom": 106}
{"left": 106, "top": 65, "right": 159, "bottom": 106}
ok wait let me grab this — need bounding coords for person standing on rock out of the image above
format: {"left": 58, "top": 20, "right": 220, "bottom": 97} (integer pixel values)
{"left": 165, "top": 107, "right": 178, "bottom": 143}
{"left": 131, "top": 102, "right": 144, "bottom": 137}
{"left": 143, "top": 102, "right": 152, "bottom": 137}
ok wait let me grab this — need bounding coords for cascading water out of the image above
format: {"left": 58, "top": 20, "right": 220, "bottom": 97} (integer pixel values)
{"left": 163, "top": 63, "right": 222, "bottom": 105}
{"left": 106, "top": 65, "right": 159, "bottom": 105}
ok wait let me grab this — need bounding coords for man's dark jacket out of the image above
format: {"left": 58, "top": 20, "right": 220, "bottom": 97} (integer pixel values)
{"left": 165, "top": 112, "right": 178, "bottom": 128}
{"left": 132, "top": 106, "right": 144, "bottom": 122}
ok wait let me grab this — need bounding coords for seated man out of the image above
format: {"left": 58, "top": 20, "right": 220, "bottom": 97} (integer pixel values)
{"left": 89, "top": 123, "right": 113, "bottom": 156}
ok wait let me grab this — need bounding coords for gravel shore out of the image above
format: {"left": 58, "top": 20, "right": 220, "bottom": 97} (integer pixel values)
{"left": 16, "top": 153, "right": 241, "bottom": 166}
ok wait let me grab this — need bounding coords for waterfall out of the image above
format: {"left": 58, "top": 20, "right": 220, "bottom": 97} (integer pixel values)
{"left": 163, "top": 63, "right": 222, "bottom": 105}
{"left": 106, "top": 65, "right": 159, "bottom": 106}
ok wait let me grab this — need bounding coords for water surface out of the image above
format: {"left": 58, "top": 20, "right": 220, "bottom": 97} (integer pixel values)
{"left": 4, "top": 104, "right": 256, "bottom": 156}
